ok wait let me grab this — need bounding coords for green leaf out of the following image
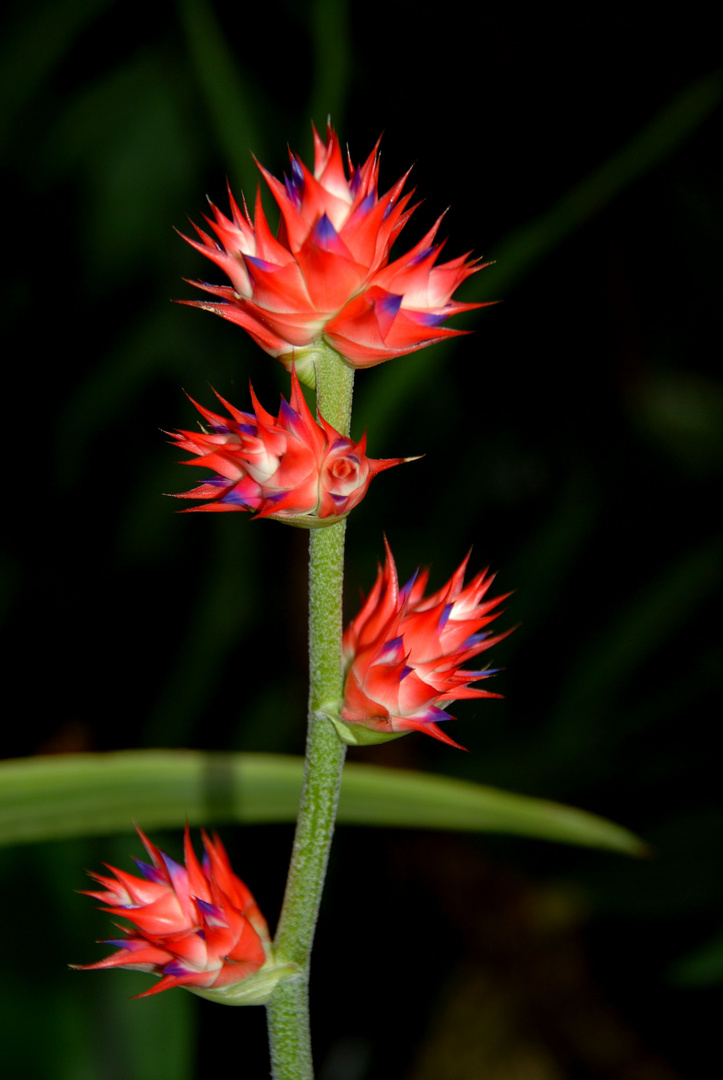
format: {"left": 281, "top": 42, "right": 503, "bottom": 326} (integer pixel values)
{"left": 308, "top": 0, "right": 351, "bottom": 134}
{"left": 0, "top": 0, "right": 114, "bottom": 148}
{"left": 671, "top": 928, "right": 723, "bottom": 987}
{"left": 178, "top": 0, "right": 271, "bottom": 193}
{"left": 0, "top": 750, "right": 644, "bottom": 855}
{"left": 355, "top": 70, "right": 723, "bottom": 440}
{"left": 479, "top": 68, "right": 723, "bottom": 298}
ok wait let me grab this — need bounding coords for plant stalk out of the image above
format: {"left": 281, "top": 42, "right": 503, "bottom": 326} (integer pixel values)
{"left": 266, "top": 344, "right": 354, "bottom": 1080}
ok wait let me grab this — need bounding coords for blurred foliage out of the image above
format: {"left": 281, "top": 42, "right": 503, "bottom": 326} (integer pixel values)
{"left": 1, "top": 0, "right": 722, "bottom": 1077}
{"left": 672, "top": 925, "right": 723, "bottom": 987}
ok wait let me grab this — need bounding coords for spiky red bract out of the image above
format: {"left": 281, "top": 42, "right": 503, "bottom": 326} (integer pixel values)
{"left": 180, "top": 123, "right": 488, "bottom": 372}
{"left": 77, "top": 826, "right": 270, "bottom": 996}
{"left": 169, "top": 369, "right": 408, "bottom": 524}
{"left": 341, "top": 539, "right": 510, "bottom": 748}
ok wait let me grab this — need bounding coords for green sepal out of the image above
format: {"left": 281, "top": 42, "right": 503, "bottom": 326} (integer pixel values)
{"left": 326, "top": 712, "right": 407, "bottom": 746}
{"left": 188, "top": 958, "right": 297, "bottom": 1006}
{"left": 277, "top": 512, "right": 349, "bottom": 530}
{"left": 278, "top": 346, "right": 317, "bottom": 389}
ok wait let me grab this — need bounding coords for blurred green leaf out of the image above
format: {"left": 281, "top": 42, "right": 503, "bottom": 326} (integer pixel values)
{"left": 42, "top": 52, "right": 198, "bottom": 279}
{"left": 632, "top": 371, "right": 723, "bottom": 475}
{"left": 55, "top": 308, "right": 199, "bottom": 484}
{"left": 481, "top": 68, "right": 723, "bottom": 297}
{"left": 178, "top": 0, "right": 270, "bottom": 193}
{"left": 308, "top": 0, "right": 351, "bottom": 133}
{"left": 671, "top": 927, "right": 723, "bottom": 987}
{"left": 0, "top": 0, "right": 113, "bottom": 147}
{"left": 548, "top": 533, "right": 723, "bottom": 759}
{"left": 0, "top": 750, "right": 644, "bottom": 854}
{"left": 144, "top": 519, "right": 260, "bottom": 746}
{"left": 94, "top": 970, "right": 196, "bottom": 1080}
{"left": 356, "top": 69, "right": 723, "bottom": 439}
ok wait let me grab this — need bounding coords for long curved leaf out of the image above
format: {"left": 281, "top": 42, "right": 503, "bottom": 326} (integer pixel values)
{"left": 0, "top": 751, "right": 644, "bottom": 855}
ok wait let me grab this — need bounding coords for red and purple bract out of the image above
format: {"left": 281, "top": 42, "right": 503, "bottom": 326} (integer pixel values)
{"left": 77, "top": 826, "right": 270, "bottom": 996}
{"left": 169, "top": 369, "right": 408, "bottom": 524}
{"left": 180, "top": 123, "right": 488, "bottom": 373}
{"left": 341, "top": 539, "right": 510, "bottom": 748}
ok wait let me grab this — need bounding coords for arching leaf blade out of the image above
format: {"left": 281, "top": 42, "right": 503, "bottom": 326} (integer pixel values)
{"left": 0, "top": 750, "right": 644, "bottom": 855}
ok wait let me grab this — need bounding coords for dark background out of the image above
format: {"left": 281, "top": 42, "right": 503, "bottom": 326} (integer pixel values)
{"left": 1, "top": 1, "right": 721, "bottom": 1077}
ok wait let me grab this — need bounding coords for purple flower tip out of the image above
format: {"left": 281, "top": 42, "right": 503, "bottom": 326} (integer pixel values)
{"left": 312, "top": 213, "right": 340, "bottom": 250}
{"left": 421, "top": 704, "right": 454, "bottom": 724}
{"left": 379, "top": 635, "right": 405, "bottom": 659}
{"left": 410, "top": 245, "right": 435, "bottom": 266}
{"left": 353, "top": 192, "right": 374, "bottom": 218}
{"left": 399, "top": 569, "right": 420, "bottom": 604}
{"left": 132, "top": 859, "right": 166, "bottom": 886}
{"left": 376, "top": 291, "right": 403, "bottom": 318}
{"left": 196, "top": 897, "right": 229, "bottom": 928}
{"left": 161, "top": 853, "right": 186, "bottom": 890}
{"left": 245, "top": 254, "right": 276, "bottom": 273}
{"left": 220, "top": 489, "right": 250, "bottom": 506}
{"left": 279, "top": 398, "right": 299, "bottom": 426}
{"left": 290, "top": 156, "right": 304, "bottom": 193}
{"left": 415, "top": 311, "right": 446, "bottom": 327}
{"left": 164, "top": 960, "right": 192, "bottom": 977}
{"left": 196, "top": 897, "right": 223, "bottom": 918}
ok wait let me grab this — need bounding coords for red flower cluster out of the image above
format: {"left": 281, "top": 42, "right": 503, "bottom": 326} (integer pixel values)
{"left": 181, "top": 124, "right": 485, "bottom": 377}
{"left": 170, "top": 370, "right": 408, "bottom": 524}
{"left": 341, "top": 540, "right": 509, "bottom": 748}
{"left": 77, "top": 827, "right": 270, "bottom": 997}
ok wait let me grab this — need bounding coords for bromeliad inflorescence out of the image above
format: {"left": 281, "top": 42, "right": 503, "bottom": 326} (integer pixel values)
{"left": 169, "top": 368, "right": 411, "bottom": 525}
{"left": 76, "top": 826, "right": 288, "bottom": 1004}
{"left": 78, "top": 120, "right": 505, "bottom": 1079}
{"left": 180, "top": 123, "right": 488, "bottom": 384}
{"left": 336, "top": 539, "right": 510, "bottom": 748}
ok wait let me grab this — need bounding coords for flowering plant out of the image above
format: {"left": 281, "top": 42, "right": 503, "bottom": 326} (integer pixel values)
{"left": 78, "top": 826, "right": 283, "bottom": 1004}
{"left": 78, "top": 124, "right": 504, "bottom": 1074}
{"left": 170, "top": 369, "right": 409, "bottom": 524}
{"left": 181, "top": 123, "right": 486, "bottom": 383}
{"left": 68, "top": 121, "right": 639, "bottom": 1080}
{"left": 337, "top": 539, "right": 509, "bottom": 747}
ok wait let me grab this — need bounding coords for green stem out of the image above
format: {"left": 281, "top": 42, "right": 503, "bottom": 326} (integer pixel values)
{"left": 266, "top": 344, "right": 354, "bottom": 1080}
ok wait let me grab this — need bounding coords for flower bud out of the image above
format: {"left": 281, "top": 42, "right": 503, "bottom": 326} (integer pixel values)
{"left": 337, "top": 539, "right": 510, "bottom": 748}
{"left": 169, "top": 369, "right": 412, "bottom": 525}
{"left": 180, "top": 123, "right": 489, "bottom": 380}
{"left": 75, "top": 826, "right": 293, "bottom": 1004}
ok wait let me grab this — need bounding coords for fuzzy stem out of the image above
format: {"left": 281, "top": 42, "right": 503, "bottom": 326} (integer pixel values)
{"left": 266, "top": 344, "right": 354, "bottom": 1080}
